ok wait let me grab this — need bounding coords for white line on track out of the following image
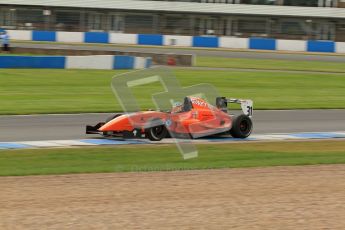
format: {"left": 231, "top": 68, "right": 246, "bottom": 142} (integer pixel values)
{"left": 1, "top": 131, "right": 345, "bottom": 150}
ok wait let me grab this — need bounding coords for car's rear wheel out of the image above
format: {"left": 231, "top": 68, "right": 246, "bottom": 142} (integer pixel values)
{"left": 145, "top": 119, "right": 168, "bottom": 141}
{"left": 230, "top": 114, "right": 253, "bottom": 138}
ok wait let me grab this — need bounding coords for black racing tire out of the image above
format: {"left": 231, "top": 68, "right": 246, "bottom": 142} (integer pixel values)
{"left": 145, "top": 119, "right": 168, "bottom": 141}
{"left": 230, "top": 114, "right": 253, "bottom": 138}
{"left": 105, "top": 113, "right": 123, "bottom": 123}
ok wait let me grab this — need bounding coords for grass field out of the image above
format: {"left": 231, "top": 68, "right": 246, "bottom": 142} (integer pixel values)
{"left": 0, "top": 141, "right": 344, "bottom": 176}
{"left": 1, "top": 55, "right": 345, "bottom": 177}
{"left": 1, "top": 67, "right": 345, "bottom": 114}
{"left": 196, "top": 56, "right": 345, "bottom": 73}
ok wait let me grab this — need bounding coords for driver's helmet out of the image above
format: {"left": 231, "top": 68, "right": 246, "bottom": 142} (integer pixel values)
{"left": 171, "top": 101, "right": 183, "bottom": 113}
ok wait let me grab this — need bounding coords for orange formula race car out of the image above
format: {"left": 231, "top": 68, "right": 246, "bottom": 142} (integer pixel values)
{"left": 86, "top": 97, "right": 253, "bottom": 141}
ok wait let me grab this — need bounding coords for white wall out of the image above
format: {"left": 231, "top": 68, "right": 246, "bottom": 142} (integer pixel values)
{"left": 134, "top": 57, "right": 147, "bottom": 69}
{"left": 7, "top": 30, "right": 32, "bottom": 40}
{"left": 219, "top": 37, "right": 248, "bottom": 49}
{"left": 277, "top": 39, "right": 306, "bottom": 52}
{"left": 57, "top": 32, "right": 83, "bottom": 43}
{"left": 66, "top": 55, "right": 113, "bottom": 70}
{"left": 109, "top": 33, "right": 137, "bottom": 44}
{"left": 336, "top": 42, "right": 345, "bottom": 53}
{"left": 163, "top": 35, "right": 193, "bottom": 47}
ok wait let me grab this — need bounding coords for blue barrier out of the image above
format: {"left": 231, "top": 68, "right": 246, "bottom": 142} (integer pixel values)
{"left": 84, "top": 32, "right": 109, "bottom": 43}
{"left": 307, "top": 40, "right": 335, "bottom": 53}
{"left": 113, "top": 56, "right": 135, "bottom": 69}
{"left": 32, "top": 31, "right": 56, "bottom": 42}
{"left": 8, "top": 30, "right": 345, "bottom": 54}
{"left": 138, "top": 34, "right": 163, "bottom": 45}
{"left": 192, "top": 36, "right": 219, "bottom": 48}
{"left": 0, "top": 56, "right": 65, "bottom": 68}
{"left": 0, "top": 55, "right": 151, "bottom": 69}
{"left": 249, "top": 37, "right": 276, "bottom": 50}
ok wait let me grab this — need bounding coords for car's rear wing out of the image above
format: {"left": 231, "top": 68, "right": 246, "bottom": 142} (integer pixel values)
{"left": 216, "top": 97, "right": 253, "bottom": 117}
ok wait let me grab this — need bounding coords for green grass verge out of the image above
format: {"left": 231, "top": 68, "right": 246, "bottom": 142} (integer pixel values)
{"left": 1, "top": 68, "right": 345, "bottom": 114}
{"left": 196, "top": 56, "right": 345, "bottom": 73}
{"left": 0, "top": 141, "right": 345, "bottom": 176}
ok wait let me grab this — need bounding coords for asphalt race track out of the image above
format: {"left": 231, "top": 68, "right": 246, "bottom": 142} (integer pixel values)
{"left": 1, "top": 110, "right": 345, "bottom": 142}
{"left": 13, "top": 42, "right": 345, "bottom": 62}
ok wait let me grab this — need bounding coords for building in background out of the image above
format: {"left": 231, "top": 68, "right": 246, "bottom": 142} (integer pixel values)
{"left": 0, "top": 0, "right": 345, "bottom": 41}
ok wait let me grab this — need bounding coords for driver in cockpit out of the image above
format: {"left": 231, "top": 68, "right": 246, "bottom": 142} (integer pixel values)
{"left": 171, "top": 97, "right": 193, "bottom": 113}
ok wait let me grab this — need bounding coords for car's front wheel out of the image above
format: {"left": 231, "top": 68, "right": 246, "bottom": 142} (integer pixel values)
{"left": 145, "top": 119, "right": 168, "bottom": 141}
{"left": 230, "top": 114, "right": 253, "bottom": 138}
